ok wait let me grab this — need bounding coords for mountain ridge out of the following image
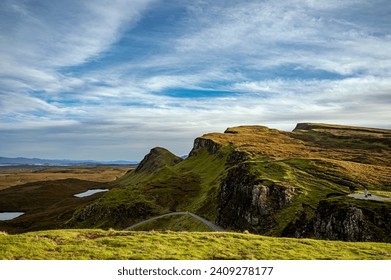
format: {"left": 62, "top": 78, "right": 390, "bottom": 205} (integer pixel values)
{"left": 67, "top": 122, "right": 391, "bottom": 242}
{"left": 2, "top": 122, "right": 390, "bottom": 243}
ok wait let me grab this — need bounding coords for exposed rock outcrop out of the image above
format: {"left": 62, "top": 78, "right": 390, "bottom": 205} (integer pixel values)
{"left": 216, "top": 163, "right": 296, "bottom": 233}
{"left": 70, "top": 123, "right": 391, "bottom": 242}
{"left": 312, "top": 200, "right": 391, "bottom": 242}
{"left": 189, "top": 137, "right": 222, "bottom": 157}
{"left": 284, "top": 199, "right": 391, "bottom": 242}
{"left": 226, "top": 150, "right": 249, "bottom": 166}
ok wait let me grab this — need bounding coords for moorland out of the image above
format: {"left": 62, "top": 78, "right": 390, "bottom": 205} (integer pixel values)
{"left": 1, "top": 123, "right": 390, "bottom": 259}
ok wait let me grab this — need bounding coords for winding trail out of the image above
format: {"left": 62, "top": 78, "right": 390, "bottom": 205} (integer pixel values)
{"left": 124, "top": 211, "right": 226, "bottom": 232}
{"left": 348, "top": 193, "right": 391, "bottom": 201}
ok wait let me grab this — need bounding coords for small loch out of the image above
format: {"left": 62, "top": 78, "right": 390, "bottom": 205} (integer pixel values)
{"left": 0, "top": 212, "right": 25, "bottom": 221}
{"left": 74, "top": 189, "right": 109, "bottom": 198}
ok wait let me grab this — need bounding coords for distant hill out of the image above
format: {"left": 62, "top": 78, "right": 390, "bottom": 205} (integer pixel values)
{"left": 135, "top": 147, "right": 183, "bottom": 173}
{"left": 0, "top": 156, "right": 138, "bottom": 166}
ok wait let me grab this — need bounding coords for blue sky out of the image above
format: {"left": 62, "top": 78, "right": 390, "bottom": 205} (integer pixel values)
{"left": 1, "top": 0, "right": 391, "bottom": 161}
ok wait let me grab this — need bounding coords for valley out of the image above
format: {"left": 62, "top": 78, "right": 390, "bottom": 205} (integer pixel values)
{"left": 0, "top": 166, "right": 131, "bottom": 233}
{"left": 0, "top": 123, "right": 390, "bottom": 259}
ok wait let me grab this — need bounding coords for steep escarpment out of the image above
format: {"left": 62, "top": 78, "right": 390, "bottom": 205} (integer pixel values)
{"left": 206, "top": 124, "right": 391, "bottom": 240}
{"left": 217, "top": 163, "right": 296, "bottom": 233}
{"left": 69, "top": 123, "right": 391, "bottom": 242}
{"left": 189, "top": 137, "right": 223, "bottom": 157}
{"left": 312, "top": 199, "right": 390, "bottom": 242}
{"left": 285, "top": 197, "right": 391, "bottom": 242}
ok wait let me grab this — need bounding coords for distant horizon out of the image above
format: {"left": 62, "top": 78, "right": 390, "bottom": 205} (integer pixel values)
{"left": 5, "top": 121, "right": 391, "bottom": 162}
{"left": 0, "top": 157, "right": 139, "bottom": 162}
{"left": 1, "top": 121, "right": 391, "bottom": 161}
{"left": 0, "top": 155, "right": 140, "bottom": 164}
{"left": 1, "top": 1, "right": 390, "bottom": 160}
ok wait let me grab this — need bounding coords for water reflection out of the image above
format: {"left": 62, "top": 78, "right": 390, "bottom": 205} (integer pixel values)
{"left": 0, "top": 212, "right": 24, "bottom": 221}
{"left": 74, "top": 189, "right": 108, "bottom": 198}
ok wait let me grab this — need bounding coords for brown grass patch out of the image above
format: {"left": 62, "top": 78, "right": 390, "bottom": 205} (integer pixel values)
{"left": 0, "top": 166, "right": 131, "bottom": 190}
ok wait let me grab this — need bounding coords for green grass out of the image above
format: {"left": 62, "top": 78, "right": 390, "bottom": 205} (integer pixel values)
{"left": 67, "top": 124, "right": 391, "bottom": 239}
{"left": 230, "top": 156, "right": 390, "bottom": 237}
{"left": 230, "top": 158, "right": 352, "bottom": 235}
{"left": 0, "top": 229, "right": 390, "bottom": 260}
{"left": 368, "top": 190, "right": 391, "bottom": 198}
{"left": 68, "top": 187, "right": 167, "bottom": 229}
{"left": 70, "top": 148, "right": 229, "bottom": 229}
{"left": 175, "top": 148, "right": 229, "bottom": 220}
{"left": 132, "top": 215, "right": 210, "bottom": 232}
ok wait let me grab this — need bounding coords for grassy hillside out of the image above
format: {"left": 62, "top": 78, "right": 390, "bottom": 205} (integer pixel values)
{"left": 0, "top": 166, "right": 131, "bottom": 233}
{"left": 3, "top": 123, "right": 389, "bottom": 243}
{"left": 0, "top": 179, "right": 112, "bottom": 233}
{"left": 68, "top": 123, "right": 391, "bottom": 242}
{"left": 0, "top": 229, "right": 390, "bottom": 260}
{"left": 69, "top": 147, "right": 229, "bottom": 228}
{"left": 131, "top": 215, "right": 211, "bottom": 232}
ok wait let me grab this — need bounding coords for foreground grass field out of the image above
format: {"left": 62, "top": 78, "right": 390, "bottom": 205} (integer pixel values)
{"left": 0, "top": 229, "right": 390, "bottom": 260}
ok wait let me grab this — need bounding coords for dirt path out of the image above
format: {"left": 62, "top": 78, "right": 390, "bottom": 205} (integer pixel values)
{"left": 348, "top": 193, "right": 391, "bottom": 201}
{"left": 124, "top": 211, "right": 226, "bottom": 232}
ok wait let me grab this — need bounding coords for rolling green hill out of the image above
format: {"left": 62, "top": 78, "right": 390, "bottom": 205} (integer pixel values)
{"left": 69, "top": 123, "right": 391, "bottom": 242}
{"left": 1, "top": 122, "right": 391, "bottom": 260}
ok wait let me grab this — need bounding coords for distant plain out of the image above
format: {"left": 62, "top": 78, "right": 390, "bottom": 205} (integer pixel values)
{"left": 0, "top": 165, "right": 130, "bottom": 190}
{"left": 0, "top": 165, "right": 132, "bottom": 233}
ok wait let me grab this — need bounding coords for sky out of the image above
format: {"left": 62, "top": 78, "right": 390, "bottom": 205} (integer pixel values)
{"left": 1, "top": 0, "right": 391, "bottom": 161}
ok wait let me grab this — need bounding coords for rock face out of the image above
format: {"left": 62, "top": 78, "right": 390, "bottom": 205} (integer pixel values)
{"left": 285, "top": 199, "right": 391, "bottom": 242}
{"left": 135, "top": 147, "right": 183, "bottom": 173}
{"left": 189, "top": 136, "right": 249, "bottom": 165}
{"left": 313, "top": 201, "right": 369, "bottom": 241}
{"left": 70, "top": 123, "right": 391, "bottom": 241}
{"left": 216, "top": 163, "right": 296, "bottom": 233}
{"left": 312, "top": 200, "right": 391, "bottom": 242}
{"left": 189, "top": 137, "right": 222, "bottom": 157}
{"left": 226, "top": 150, "right": 249, "bottom": 166}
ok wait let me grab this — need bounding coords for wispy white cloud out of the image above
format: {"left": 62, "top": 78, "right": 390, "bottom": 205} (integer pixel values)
{"left": 1, "top": 0, "right": 153, "bottom": 67}
{"left": 174, "top": 0, "right": 391, "bottom": 75}
{"left": 0, "top": 0, "right": 154, "bottom": 100}
{"left": 0, "top": 0, "right": 390, "bottom": 160}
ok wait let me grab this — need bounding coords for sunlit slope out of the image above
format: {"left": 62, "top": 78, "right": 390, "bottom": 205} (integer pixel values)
{"left": 69, "top": 146, "right": 229, "bottom": 228}
{"left": 69, "top": 123, "right": 391, "bottom": 242}
{"left": 0, "top": 229, "right": 390, "bottom": 260}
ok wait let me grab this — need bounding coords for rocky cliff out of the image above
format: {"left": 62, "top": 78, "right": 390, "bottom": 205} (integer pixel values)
{"left": 70, "top": 123, "right": 391, "bottom": 241}
{"left": 189, "top": 137, "right": 223, "bottom": 157}
{"left": 200, "top": 123, "right": 391, "bottom": 240}
{"left": 286, "top": 198, "right": 391, "bottom": 242}
{"left": 216, "top": 162, "right": 296, "bottom": 233}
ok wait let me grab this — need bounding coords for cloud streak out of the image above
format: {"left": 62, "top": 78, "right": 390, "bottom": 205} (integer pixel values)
{"left": 0, "top": 0, "right": 390, "bottom": 160}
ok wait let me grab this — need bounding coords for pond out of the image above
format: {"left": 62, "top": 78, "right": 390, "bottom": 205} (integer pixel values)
{"left": 0, "top": 212, "right": 25, "bottom": 221}
{"left": 74, "top": 189, "right": 109, "bottom": 198}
